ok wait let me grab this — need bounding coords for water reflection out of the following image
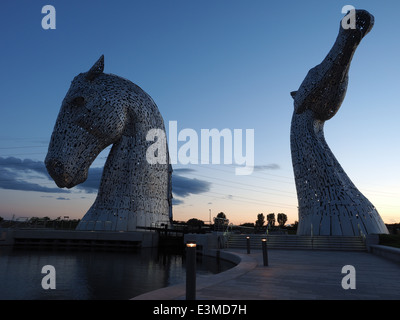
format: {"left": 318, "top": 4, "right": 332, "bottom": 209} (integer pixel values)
{"left": 0, "top": 246, "right": 235, "bottom": 300}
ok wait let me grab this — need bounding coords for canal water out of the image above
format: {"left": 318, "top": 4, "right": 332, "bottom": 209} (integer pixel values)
{"left": 0, "top": 246, "right": 236, "bottom": 300}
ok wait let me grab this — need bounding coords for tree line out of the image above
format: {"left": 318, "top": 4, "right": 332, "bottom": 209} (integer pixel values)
{"left": 181, "top": 212, "right": 295, "bottom": 233}
{"left": 0, "top": 216, "right": 80, "bottom": 229}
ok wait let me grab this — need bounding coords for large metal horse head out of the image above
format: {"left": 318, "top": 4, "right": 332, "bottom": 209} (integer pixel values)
{"left": 291, "top": 9, "right": 374, "bottom": 121}
{"left": 45, "top": 56, "right": 172, "bottom": 231}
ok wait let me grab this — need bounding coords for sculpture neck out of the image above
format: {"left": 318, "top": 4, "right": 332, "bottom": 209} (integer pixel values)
{"left": 290, "top": 110, "right": 358, "bottom": 206}
{"left": 94, "top": 134, "right": 142, "bottom": 209}
{"left": 95, "top": 114, "right": 160, "bottom": 206}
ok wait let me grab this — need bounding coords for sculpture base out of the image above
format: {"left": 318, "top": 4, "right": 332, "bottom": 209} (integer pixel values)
{"left": 296, "top": 209, "right": 389, "bottom": 236}
{"left": 75, "top": 207, "right": 171, "bottom": 232}
{"left": 5, "top": 229, "right": 159, "bottom": 248}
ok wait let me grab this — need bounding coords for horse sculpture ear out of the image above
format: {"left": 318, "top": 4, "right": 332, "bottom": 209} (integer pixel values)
{"left": 86, "top": 55, "right": 104, "bottom": 81}
{"left": 290, "top": 91, "right": 298, "bottom": 99}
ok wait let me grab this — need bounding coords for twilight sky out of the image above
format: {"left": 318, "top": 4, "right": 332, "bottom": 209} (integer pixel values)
{"left": 0, "top": 0, "right": 399, "bottom": 225}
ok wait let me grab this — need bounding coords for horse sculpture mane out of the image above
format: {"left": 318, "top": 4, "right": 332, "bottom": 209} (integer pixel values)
{"left": 290, "top": 10, "right": 388, "bottom": 236}
{"left": 45, "top": 56, "right": 172, "bottom": 231}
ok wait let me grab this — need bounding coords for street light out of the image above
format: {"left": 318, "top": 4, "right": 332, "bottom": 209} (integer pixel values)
{"left": 246, "top": 236, "right": 250, "bottom": 254}
{"left": 186, "top": 242, "right": 196, "bottom": 300}
{"left": 262, "top": 238, "right": 268, "bottom": 266}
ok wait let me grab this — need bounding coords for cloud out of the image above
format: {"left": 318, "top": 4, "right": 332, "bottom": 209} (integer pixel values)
{"left": 0, "top": 157, "right": 211, "bottom": 203}
{"left": 0, "top": 157, "right": 101, "bottom": 194}
{"left": 173, "top": 168, "right": 196, "bottom": 174}
{"left": 0, "top": 157, "right": 48, "bottom": 175}
{"left": 172, "top": 198, "right": 184, "bottom": 205}
{"left": 75, "top": 167, "right": 103, "bottom": 194}
{"left": 169, "top": 168, "right": 211, "bottom": 207}
{"left": 253, "top": 164, "right": 280, "bottom": 171}
{"left": 78, "top": 166, "right": 211, "bottom": 199}
{"left": 0, "top": 157, "right": 69, "bottom": 193}
{"left": 172, "top": 173, "right": 211, "bottom": 197}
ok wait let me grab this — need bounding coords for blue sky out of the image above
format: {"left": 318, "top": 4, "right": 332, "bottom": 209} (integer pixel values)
{"left": 0, "top": 0, "right": 399, "bottom": 225}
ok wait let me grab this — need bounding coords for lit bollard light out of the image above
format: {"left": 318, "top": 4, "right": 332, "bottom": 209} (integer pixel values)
{"left": 262, "top": 238, "right": 268, "bottom": 266}
{"left": 246, "top": 236, "right": 250, "bottom": 254}
{"left": 186, "top": 242, "right": 196, "bottom": 300}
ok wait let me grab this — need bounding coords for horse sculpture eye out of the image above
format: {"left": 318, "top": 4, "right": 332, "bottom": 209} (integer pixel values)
{"left": 72, "top": 96, "right": 85, "bottom": 107}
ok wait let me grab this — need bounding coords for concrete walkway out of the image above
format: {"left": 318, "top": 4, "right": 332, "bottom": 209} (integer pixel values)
{"left": 133, "top": 248, "right": 400, "bottom": 300}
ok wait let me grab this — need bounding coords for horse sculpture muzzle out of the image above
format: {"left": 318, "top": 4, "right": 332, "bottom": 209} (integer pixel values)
{"left": 45, "top": 158, "right": 70, "bottom": 188}
{"left": 45, "top": 100, "right": 105, "bottom": 189}
{"left": 45, "top": 120, "right": 104, "bottom": 189}
{"left": 45, "top": 156, "right": 89, "bottom": 188}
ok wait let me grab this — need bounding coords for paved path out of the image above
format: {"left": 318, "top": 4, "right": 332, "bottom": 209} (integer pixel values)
{"left": 133, "top": 249, "right": 400, "bottom": 300}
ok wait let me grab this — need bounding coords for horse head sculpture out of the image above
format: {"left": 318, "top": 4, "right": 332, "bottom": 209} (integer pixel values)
{"left": 45, "top": 56, "right": 172, "bottom": 231}
{"left": 291, "top": 9, "right": 374, "bottom": 121}
{"left": 290, "top": 10, "right": 388, "bottom": 236}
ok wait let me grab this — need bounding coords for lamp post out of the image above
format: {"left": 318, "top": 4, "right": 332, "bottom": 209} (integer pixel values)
{"left": 186, "top": 242, "right": 196, "bottom": 300}
{"left": 262, "top": 238, "right": 268, "bottom": 266}
{"left": 246, "top": 236, "right": 250, "bottom": 254}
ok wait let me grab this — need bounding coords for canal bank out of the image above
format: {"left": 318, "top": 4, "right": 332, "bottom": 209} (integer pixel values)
{"left": 0, "top": 228, "right": 159, "bottom": 248}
